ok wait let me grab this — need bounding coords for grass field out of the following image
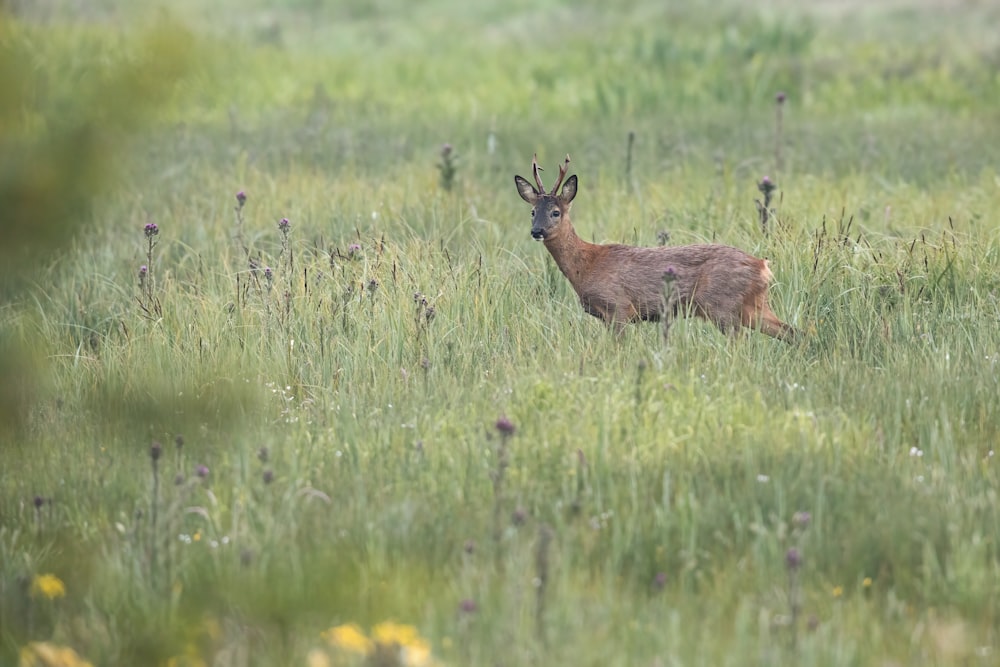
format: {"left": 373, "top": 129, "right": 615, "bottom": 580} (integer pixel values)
{"left": 3, "top": 0, "right": 1000, "bottom": 665}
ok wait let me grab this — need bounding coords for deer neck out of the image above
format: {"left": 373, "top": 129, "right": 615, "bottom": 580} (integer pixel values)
{"left": 543, "top": 219, "right": 595, "bottom": 290}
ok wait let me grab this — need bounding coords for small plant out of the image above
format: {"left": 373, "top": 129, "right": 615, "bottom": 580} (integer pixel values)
{"left": 661, "top": 265, "right": 678, "bottom": 343}
{"left": 137, "top": 221, "right": 162, "bottom": 318}
{"left": 234, "top": 190, "right": 249, "bottom": 258}
{"left": 755, "top": 175, "right": 778, "bottom": 236}
{"left": 786, "top": 510, "right": 810, "bottom": 651}
{"left": 437, "top": 143, "right": 458, "bottom": 191}
{"left": 149, "top": 440, "right": 162, "bottom": 586}
{"left": 535, "top": 523, "right": 554, "bottom": 643}
{"left": 491, "top": 416, "right": 515, "bottom": 564}
{"left": 277, "top": 217, "right": 294, "bottom": 317}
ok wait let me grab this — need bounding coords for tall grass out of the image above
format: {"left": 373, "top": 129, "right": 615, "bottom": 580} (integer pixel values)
{"left": 2, "top": 0, "right": 1000, "bottom": 665}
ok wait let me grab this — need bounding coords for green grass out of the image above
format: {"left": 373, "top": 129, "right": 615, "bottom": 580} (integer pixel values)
{"left": 3, "top": 0, "right": 1000, "bottom": 665}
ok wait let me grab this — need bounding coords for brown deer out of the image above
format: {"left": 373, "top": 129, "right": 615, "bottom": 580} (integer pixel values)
{"left": 514, "top": 155, "right": 798, "bottom": 342}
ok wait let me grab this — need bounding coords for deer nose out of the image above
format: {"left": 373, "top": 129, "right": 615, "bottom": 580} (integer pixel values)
{"left": 531, "top": 229, "right": 545, "bottom": 240}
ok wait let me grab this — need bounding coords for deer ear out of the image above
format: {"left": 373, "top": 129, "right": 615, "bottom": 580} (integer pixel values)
{"left": 560, "top": 174, "right": 578, "bottom": 203}
{"left": 514, "top": 175, "right": 539, "bottom": 204}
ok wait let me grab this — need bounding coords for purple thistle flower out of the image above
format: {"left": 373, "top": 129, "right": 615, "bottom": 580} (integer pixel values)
{"left": 236, "top": 191, "right": 247, "bottom": 207}
{"left": 33, "top": 495, "right": 45, "bottom": 509}
{"left": 786, "top": 547, "right": 802, "bottom": 571}
{"left": 195, "top": 465, "right": 210, "bottom": 479}
{"left": 278, "top": 217, "right": 290, "bottom": 232}
{"left": 792, "top": 511, "right": 811, "bottom": 529}
{"left": 463, "top": 539, "right": 476, "bottom": 554}
{"left": 150, "top": 441, "right": 162, "bottom": 462}
{"left": 512, "top": 507, "right": 527, "bottom": 525}
{"left": 144, "top": 222, "right": 159, "bottom": 238}
{"left": 258, "top": 446, "right": 269, "bottom": 463}
{"left": 347, "top": 243, "right": 362, "bottom": 258}
{"left": 139, "top": 265, "right": 148, "bottom": 277}
{"left": 653, "top": 572, "right": 667, "bottom": 589}
{"left": 758, "top": 176, "right": 777, "bottom": 195}
{"left": 264, "top": 267, "right": 273, "bottom": 281}
{"left": 175, "top": 435, "right": 184, "bottom": 450}
{"left": 495, "top": 416, "right": 515, "bottom": 437}
{"left": 459, "top": 598, "right": 477, "bottom": 614}
{"left": 663, "top": 265, "right": 678, "bottom": 282}
{"left": 776, "top": 91, "right": 787, "bottom": 104}
{"left": 441, "top": 143, "right": 453, "bottom": 158}
{"left": 262, "top": 470, "right": 274, "bottom": 484}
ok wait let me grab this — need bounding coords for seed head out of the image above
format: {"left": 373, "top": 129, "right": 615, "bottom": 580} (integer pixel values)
{"left": 150, "top": 441, "right": 162, "bottom": 462}
{"left": 258, "top": 446, "right": 269, "bottom": 463}
{"left": 174, "top": 435, "right": 184, "bottom": 450}
{"left": 262, "top": 470, "right": 274, "bottom": 484}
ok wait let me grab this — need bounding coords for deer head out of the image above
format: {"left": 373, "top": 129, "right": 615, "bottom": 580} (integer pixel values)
{"left": 514, "top": 154, "right": 577, "bottom": 241}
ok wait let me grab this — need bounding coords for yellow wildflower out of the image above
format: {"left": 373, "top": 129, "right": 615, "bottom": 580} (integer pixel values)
{"left": 305, "top": 649, "right": 331, "bottom": 667}
{"left": 322, "top": 623, "right": 373, "bottom": 655}
{"left": 371, "top": 622, "right": 432, "bottom": 667}
{"left": 832, "top": 585, "right": 844, "bottom": 598}
{"left": 164, "top": 644, "right": 207, "bottom": 667}
{"left": 31, "top": 574, "right": 66, "bottom": 600}
{"left": 19, "top": 642, "right": 93, "bottom": 667}
{"left": 401, "top": 641, "right": 433, "bottom": 667}
{"left": 863, "top": 577, "right": 873, "bottom": 588}
{"left": 372, "top": 621, "right": 420, "bottom": 648}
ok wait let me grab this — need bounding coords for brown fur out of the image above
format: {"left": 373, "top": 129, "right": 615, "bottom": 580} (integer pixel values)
{"left": 515, "top": 156, "right": 798, "bottom": 342}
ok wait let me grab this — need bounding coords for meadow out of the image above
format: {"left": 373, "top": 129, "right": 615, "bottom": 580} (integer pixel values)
{"left": 2, "top": 0, "right": 1000, "bottom": 665}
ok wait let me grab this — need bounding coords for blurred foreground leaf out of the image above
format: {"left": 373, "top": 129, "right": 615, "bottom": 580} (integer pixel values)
{"left": 0, "top": 13, "right": 198, "bottom": 434}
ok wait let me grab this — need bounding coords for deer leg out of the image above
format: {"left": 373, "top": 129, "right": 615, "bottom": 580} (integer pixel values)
{"left": 743, "top": 303, "right": 799, "bottom": 343}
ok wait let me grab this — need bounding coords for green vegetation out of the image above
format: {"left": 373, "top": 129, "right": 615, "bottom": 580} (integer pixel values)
{"left": 3, "top": 0, "right": 1000, "bottom": 664}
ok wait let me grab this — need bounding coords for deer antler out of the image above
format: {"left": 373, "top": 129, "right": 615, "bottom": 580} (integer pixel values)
{"left": 549, "top": 154, "right": 571, "bottom": 195}
{"left": 532, "top": 153, "right": 546, "bottom": 193}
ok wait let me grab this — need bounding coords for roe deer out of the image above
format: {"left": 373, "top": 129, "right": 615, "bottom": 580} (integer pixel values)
{"left": 514, "top": 155, "right": 798, "bottom": 342}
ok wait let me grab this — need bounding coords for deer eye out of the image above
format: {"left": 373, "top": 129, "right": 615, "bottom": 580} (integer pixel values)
{"left": 550, "top": 210, "right": 560, "bottom": 218}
